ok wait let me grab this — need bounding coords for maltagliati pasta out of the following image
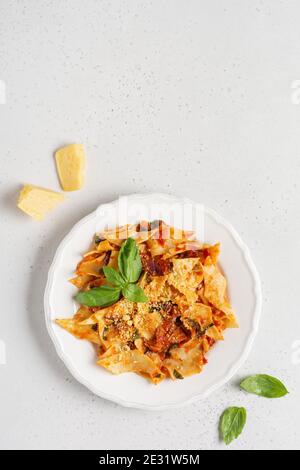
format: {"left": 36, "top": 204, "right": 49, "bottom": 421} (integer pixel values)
{"left": 56, "top": 221, "right": 238, "bottom": 384}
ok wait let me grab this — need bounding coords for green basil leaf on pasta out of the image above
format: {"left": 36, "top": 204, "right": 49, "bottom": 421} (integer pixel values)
{"left": 103, "top": 266, "right": 126, "bottom": 288}
{"left": 118, "top": 238, "right": 142, "bottom": 283}
{"left": 75, "top": 286, "right": 121, "bottom": 307}
{"left": 122, "top": 283, "right": 148, "bottom": 303}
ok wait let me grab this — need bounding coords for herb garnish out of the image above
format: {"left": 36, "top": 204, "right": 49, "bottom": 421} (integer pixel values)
{"left": 75, "top": 238, "right": 148, "bottom": 307}
{"left": 133, "top": 329, "right": 140, "bottom": 341}
{"left": 220, "top": 407, "right": 247, "bottom": 445}
{"left": 102, "top": 326, "right": 109, "bottom": 340}
{"left": 219, "top": 374, "right": 288, "bottom": 445}
{"left": 187, "top": 319, "right": 214, "bottom": 337}
{"left": 95, "top": 235, "right": 104, "bottom": 245}
{"left": 240, "top": 374, "right": 288, "bottom": 398}
{"left": 173, "top": 369, "right": 184, "bottom": 380}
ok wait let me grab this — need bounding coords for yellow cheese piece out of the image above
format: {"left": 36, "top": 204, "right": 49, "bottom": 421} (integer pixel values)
{"left": 17, "top": 185, "right": 65, "bottom": 221}
{"left": 55, "top": 144, "right": 86, "bottom": 191}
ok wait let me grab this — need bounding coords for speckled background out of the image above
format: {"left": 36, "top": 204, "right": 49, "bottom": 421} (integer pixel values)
{"left": 0, "top": 0, "right": 299, "bottom": 450}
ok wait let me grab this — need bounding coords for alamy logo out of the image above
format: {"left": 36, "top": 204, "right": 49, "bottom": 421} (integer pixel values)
{"left": 0, "top": 340, "right": 6, "bottom": 365}
{"left": 291, "top": 340, "right": 300, "bottom": 365}
{"left": 291, "top": 80, "right": 300, "bottom": 104}
{"left": 0, "top": 80, "right": 6, "bottom": 104}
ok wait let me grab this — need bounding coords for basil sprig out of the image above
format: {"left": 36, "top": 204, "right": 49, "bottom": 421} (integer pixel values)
{"left": 240, "top": 374, "right": 288, "bottom": 398}
{"left": 103, "top": 266, "right": 125, "bottom": 288}
{"left": 75, "top": 238, "right": 148, "bottom": 307}
{"left": 118, "top": 237, "right": 142, "bottom": 283}
{"left": 122, "top": 283, "right": 148, "bottom": 303}
{"left": 76, "top": 285, "right": 121, "bottom": 308}
{"left": 220, "top": 407, "right": 247, "bottom": 445}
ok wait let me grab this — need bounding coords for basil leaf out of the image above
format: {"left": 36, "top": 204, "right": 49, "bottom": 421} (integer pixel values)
{"left": 95, "top": 235, "right": 104, "bottom": 245}
{"left": 118, "top": 238, "right": 142, "bottom": 283}
{"left": 102, "top": 326, "right": 109, "bottom": 340}
{"left": 240, "top": 374, "right": 288, "bottom": 398}
{"left": 122, "top": 283, "right": 148, "bottom": 303}
{"left": 173, "top": 369, "right": 184, "bottom": 380}
{"left": 220, "top": 407, "right": 247, "bottom": 445}
{"left": 103, "top": 266, "right": 126, "bottom": 288}
{"left": 75, "top": 286, "right": 121, "bottom": 307}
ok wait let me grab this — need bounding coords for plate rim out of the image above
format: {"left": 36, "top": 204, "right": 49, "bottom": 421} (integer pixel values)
{"left": 44, "top": 193, "right": 262, "bottom": 410}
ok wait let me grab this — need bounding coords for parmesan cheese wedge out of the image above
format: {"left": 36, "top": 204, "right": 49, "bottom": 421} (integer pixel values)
{"left": 17, "top": 184, "right": 65, "bottom": 221}
{"left": 55, "top": 144, "right": 86, "bottom": 191}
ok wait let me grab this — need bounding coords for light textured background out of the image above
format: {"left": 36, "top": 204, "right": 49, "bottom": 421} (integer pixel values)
{"left": 0, "top": 0, "right": 299, "bottom": 450}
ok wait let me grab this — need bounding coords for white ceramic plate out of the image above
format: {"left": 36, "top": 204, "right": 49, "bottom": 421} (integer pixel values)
{"left": 44, "top": 194, "right": 262, "bottom": 410}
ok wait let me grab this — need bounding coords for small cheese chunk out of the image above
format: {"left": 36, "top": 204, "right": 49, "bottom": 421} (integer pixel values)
{"left": 55, "top": 144, "right": 86, "bottom": 191}
{"left": 17, "top": 185, "right": 65, "bottom": 221}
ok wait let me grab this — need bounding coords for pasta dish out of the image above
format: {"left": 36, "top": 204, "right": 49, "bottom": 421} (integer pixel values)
{"left": 56, "top": 221, "right": 238, "bottom": 384}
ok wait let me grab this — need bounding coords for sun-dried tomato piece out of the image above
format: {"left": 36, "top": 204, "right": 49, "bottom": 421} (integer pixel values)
{"left": 103, "top": 251, "right": 111, "bottom": 266}
{"left": 206, "top": 336, "right": 215, "bottom": 347}
{"left": 141, "top": 254, "right": 172, "bottom": 276}
{"left": 146, "top": 318, "right": 188, "bottom": 353}
{"left": 176, "top": 250, "right": 202, "bottom": 259}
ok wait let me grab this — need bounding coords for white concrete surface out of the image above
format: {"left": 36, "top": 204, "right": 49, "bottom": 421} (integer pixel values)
{"left": 0, "top": 0, "right": 299, "bottom": 450}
